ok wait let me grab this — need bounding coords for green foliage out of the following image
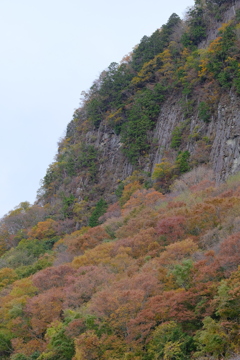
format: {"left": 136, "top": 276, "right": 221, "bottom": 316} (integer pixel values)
{"left": 78, "top": 144, "right": 98, "bottom": 180}
{"left": 61, "top": 194, "right": 75, "bottom": 219}
{"left": 147, "top": 321, "right": 194, "bottom": 360}
{"left": 171, "top": 125, "right": 184, "bottom": 149}
{"left": 89, "top": 198, "right": 108, "bottom": 227}
{"left": 86, "top": 62, "right": 134, "bottom": 128}
{"left": 115, "top": 182, "right": 124, "bottom": 198}
{"left": 63, "top": 144, "right": 98, "bottom": 182}
{"left": 171, "top": 130, "right": 183, "bottom": 150}
{"left": 0, "top": 329, "right": 12, "bottom": 356}
{"left": 46, "top": 323, "right": 75, "bottom": 360}
{"left": 181, "top": 5, "right": 206, "bottom": 48}
{"left": 198, "top": 101, "right": 211, "bottom": 122}
{"left": 206, "top": 24, "right": 236, "bottom": 87}
{"left": 43, "top": 164, "right": 58, "bottom": 189}
{"left": 99, "top": 62, "right": 134, "bottom": 109}
{"left": 194, "top": 317, "right": 228, "bottom": 358}
{"left": 11, "top": 352, "right": 41, "bottom": 360}
{"left": 65, "top": 156, "right": 76, "bottom": 177}
{"left": 11, "top": 355, "right": 28, "bottom": 360}
{"left": 3, "top": 4, "right": 240, "bottom": 360}
{"left": 17, "top": 238, "right": 54, "bottom": 256}
{"left": 171, "top": 259, "right": 193, "bottom": 289}
{"left": 152, "top": 160, "right": 177, "bottom": 193}
{"left": 86, "top": 97, "right": 104, "bottom": 128}
{"left": 15, "top": 255, "right": 53, "bottom": 279}
{"left": 236, "top": 8, "right": 240, "bottom": 22}
{"left": 0, "top": 237, "right": 55, "bottom": 272}
{"left": 131, "top": 13, "right": 181, "bottom": 72}
{"left": 176, "top": 151, "right": 190, "bottom": 173}
{"left": 121, "top": 85, "right": 165, "bottom": 163}
{"left": 29, "top": 352, "right": 41, "bottom": 360}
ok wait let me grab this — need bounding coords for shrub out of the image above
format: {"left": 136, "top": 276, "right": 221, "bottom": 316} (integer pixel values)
{"left": 198, "top": 101, "right": 211, "bottom": 122}
{"left": 89, "top": 199, "right": 108, "bottom": 227}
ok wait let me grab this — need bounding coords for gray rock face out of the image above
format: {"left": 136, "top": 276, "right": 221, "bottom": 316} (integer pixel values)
{"left": 86, "top": 90, "right": 240, "bottom": 193}
{"left": 69, "top": 1, "right": 240, "bottom": 196}
{"left": 210, "top": 93, "right": 240, "bottom": 181}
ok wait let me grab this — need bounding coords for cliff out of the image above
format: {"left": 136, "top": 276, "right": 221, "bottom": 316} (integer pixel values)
{"left": 35, "top": 0, "right": 240, "bottom": 226}
{"left": 2, "top": 1, "right": 240, "bottom": 359}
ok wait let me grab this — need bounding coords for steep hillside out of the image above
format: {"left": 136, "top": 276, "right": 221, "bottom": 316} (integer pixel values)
{"left": 2, "top": 168, "right": 240, "bottom": 359}
{"left": 34, "top": 0, "right": 240, "bottom": 231}
{"left": 1, "top": 0, "right": 240, "bottom": 359}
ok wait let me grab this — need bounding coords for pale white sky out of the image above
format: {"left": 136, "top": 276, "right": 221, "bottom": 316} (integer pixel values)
{"left": 0, "top": 0, "right": 194, "bottom": 218}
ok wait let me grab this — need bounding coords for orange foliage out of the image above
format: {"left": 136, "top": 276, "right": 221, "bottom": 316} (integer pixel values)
{"left": 71, "top": 242, "right": 114, "bottom": 268}
{"left": 25, "top": 287, "right": 65, "bottom": 335}
{"left": 119, "top": 181, "right": 142, "bottom": 207}
{"left": 32, "top": 264, "right": 76, "bottom": 291}
{"left": 115, "top": 208, "right": 158, "bottom": 238}
{"left": 64, "top": 265, "right": 114, "bottom": 308}
{"left": 11, "top": 338, "right": 46, "bottom": 357}
{"left": 158, "top": 238, "right": 198, "bottom": 266}
{"left": 74, "top": 331, "right": 126, "bottom": 360}
{"left": 99, "top": 202, "right": 121, "bottom": 222}
{"left": 113, "top": 228, "right": 161, "bottom": 259}
{"left": 156, "top": 215, "right": 187, "bottom": 244}
{"left": 218, "top": 232, "right": 240, "bottom": 276}
{"left": 0, "top": 267, "right": 18, "bottom": 289}
{"left": 28, "top": 218, "right": 57, "bottom": 239}
{"left": 65, "top": 225, "right": 111, "bottom": 254}
{"left": 122, "top": 188, "right": 164, "bottom": 216}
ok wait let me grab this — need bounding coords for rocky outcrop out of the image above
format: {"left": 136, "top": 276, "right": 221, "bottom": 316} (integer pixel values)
{"left": 83, "top": 88, "right": 240, "bottom": 195}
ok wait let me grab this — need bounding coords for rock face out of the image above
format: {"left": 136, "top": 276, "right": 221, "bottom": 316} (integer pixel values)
{"left": 87, "top": 90, "right": 240, "bottom": 195}
{"left": 39, "top": 0, "right": 240, "bottom": 212}
{"left": 210, "top": 93, "right": 240, "bottom": 181}
{"left": 84, "top": 0, "right": 240, "bottom": 188}
{"left": 199, "top": 0, "right": 240, "bottom": 48}
{"left": 152, "top": 92, "right": 240, "bottom": 183}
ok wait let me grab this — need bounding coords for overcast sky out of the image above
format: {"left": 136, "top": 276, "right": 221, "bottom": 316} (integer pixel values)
{"left": 0, "top": 0, "right": 194, "bottom": 218}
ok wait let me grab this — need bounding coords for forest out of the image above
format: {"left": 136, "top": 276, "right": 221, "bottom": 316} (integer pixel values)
{"left": 1, "top": 0, "right": 240, "bottom": 359}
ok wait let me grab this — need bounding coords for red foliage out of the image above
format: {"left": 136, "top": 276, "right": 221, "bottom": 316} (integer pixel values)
{"left": 25, "top": 288, "right": 65, "bottom": 335}
{"left": 122, "top": 188, "right": 164, "bottom": 216}
{"left": 32, "top": 264, "right": 76, "bottom": 291}
{"left": 112, "top": 228, "right": 161, "bottom": 258}
{"left": 112, "top": 272, "right": 161, "bottom": 298}
{"left": 66, "top": 226, "right": 111, "bottom": 254}
{"left": 128, "top": 288, "right": 209, "bottom": 342}
{"left": 218, "top": 232, "right": 240, "bottom": 276}
{"left": 115, "top": 209, "right": 158, "bottom": 238}
{"left": 90, "top": 288, "right": 146, "bottom": 336}
{"left": 158, "top": 238, "right": 198, "bottom": 266}
{"left": 65, "top": 318, "right": 85, "bottom": 338}
{"left": 64, "top": 265, "right": 114, "bottom": 308}
{"left": 99, "top": 202, "right": 121, "bottom": 222}
{"left": 194, "top": 250, "right": 220, "bottom": 282}
{"left": 156, "top": 216, "right": 187, "bottom": 244}
{"left": 167, "top": 201, "right": 186, "bottom": 209}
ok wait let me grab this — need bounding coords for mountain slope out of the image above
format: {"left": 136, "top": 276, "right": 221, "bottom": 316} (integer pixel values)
{"left": 35, "top": 0, "right": 240, "bottom": 230}
{"left": 1, "top": 0, "right": 240, "bottom": 359}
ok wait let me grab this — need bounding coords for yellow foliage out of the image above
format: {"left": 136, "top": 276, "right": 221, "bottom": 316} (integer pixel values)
{"left": 72, "top": 242, "right": 114, "bottom": 268}
{"left": 0, "top": 267, "right": 18, "bottom": 289}
{"left": 157, "top": 49, "right": 175, "bottom": 80}
{"left": 131, "top": 53, "right": 163, "bottom": 86}
{"left": 159, "top": 238, "right": 198, "bottom": 266}
{"left": 208, "top": 37, "right": 222, "bottom": 53}
{"left": 119, "top": 181, "right": 142, "bottom": 207}
{"left": 28, "top": 218, "right": 57, "bottom": 240}
{"left": 218, "top": 21, "right": 232, "bottom": 33}
{"left": 152, "top": 160, "right": 176, "bottom": 180}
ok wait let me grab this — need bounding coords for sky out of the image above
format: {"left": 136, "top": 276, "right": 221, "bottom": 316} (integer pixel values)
{"left": 0, "top": 0, "right": 194, "bottom": 218}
